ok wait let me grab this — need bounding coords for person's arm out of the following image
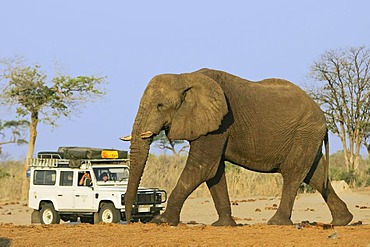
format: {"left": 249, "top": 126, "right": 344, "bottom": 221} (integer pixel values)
{"left": 79, "top": 174, "right": 86, "bottom": 185}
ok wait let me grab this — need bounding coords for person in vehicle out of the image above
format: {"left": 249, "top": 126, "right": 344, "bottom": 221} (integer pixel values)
{"left": 79, "top": 172, "right": 91, "bottom": 186}
{"left": 100, "top": 172, "right": 108, "bottom": 182}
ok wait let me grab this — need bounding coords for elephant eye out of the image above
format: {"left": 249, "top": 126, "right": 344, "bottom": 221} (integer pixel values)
{"left": 157, "top": 103, "right": 164, "bottom": 111}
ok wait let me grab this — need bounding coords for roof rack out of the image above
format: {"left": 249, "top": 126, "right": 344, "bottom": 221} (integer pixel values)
{"left": 29, "top": 157, "right": 129, "bottom": 168}
{"left": 29, "top": 158, "right": 69, "bottom": 167}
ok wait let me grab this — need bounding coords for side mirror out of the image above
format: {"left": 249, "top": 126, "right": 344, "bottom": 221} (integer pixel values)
{"left": 85, "top": 178, "right": 92, "bottom": 187}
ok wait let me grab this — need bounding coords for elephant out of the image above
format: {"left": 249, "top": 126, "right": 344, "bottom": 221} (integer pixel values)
{"left": 122, "top": 68, "right": 353, "bottom": 226}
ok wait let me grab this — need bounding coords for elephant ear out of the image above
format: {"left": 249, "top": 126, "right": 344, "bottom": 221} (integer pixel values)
{"left": 167, "top": 73, "right": 228, "bottom": 141}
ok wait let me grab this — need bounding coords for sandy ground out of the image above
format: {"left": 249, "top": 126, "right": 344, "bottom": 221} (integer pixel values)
{"left": 1, "top": 189, "right": 370, "bottom": 246}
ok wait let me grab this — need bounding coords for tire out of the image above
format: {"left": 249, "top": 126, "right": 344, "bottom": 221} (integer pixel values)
{"left": 99, "top": 203, "right": 121, "bottom": 223}
{"left": 40, "top": 203, "right": 60, "bottom": 224}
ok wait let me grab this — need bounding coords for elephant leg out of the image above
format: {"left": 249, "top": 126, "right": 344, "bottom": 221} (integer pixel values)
{"left": 267, "top": 176, "right": 302, "bottom": 225}
{"left": 152, "top": 134, "right": 228, "bottom": 226}
{"left": 206, "top": 160, "right": 237, "bottom": 226}
{"left": 151, "top": 164, "right": 201, "bottom": 225}
{"left": 268, "top": 145, "right": 316, "bottom": 225}
{"left": 151, "top": 161, "right": 202, "bottom": 225}
{"left": 304, "top": 157, "right": 353, "bottom": 226}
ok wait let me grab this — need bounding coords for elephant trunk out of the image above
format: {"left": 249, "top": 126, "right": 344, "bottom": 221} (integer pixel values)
{"left": 124, "top": 106, "right": 153, "bottom": 222}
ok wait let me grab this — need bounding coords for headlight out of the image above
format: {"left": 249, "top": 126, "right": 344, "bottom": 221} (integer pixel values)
{"left": 155, "top": 193, "right": 162, "bottom": 203}
{"left": 121, "top": 194, "right": 125, "bottom": 205}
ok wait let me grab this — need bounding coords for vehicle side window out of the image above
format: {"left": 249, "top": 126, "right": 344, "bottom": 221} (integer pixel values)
{"left": 34, "top": 170, "right": 56, "bottom": 185}
{"left": 78, "top": 171, "right": 91, "bottom": 186}
{"left": 94, "top": 169, "right": 108, "bottom": 181}
{"left": 60, "top": 171, "right": 73, "bottom": 186}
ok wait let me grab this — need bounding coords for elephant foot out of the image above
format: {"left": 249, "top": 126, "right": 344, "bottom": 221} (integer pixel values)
{"left": 267, "top": 212, "right": 293, "bottom": 225}
{"left": 150, "top": 214, "right": 180, "bottom": 226}
{"left": 331, "top": 211, "right": 353, "bottom": 226}
{"left": 211, "top": 216, "right": 237, "bottom": 227}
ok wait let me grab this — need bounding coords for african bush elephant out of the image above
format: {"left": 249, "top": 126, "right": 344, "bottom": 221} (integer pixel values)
{"left": 122, "top": 68, "right": 353, "bottom": 226}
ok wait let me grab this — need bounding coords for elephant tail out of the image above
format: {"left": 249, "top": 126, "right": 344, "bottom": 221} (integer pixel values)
{"left": 324, "top": 130, "right": 329, "bottom": 189}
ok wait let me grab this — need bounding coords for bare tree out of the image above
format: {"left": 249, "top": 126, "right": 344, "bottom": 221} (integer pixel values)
{"left": 153, "top": 131, "right": 189, "bottom": 156}
{"left": 308, "top": 46, "right": 370, "bottom": 171}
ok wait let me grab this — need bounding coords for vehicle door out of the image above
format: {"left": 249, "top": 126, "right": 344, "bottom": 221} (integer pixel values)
{"left": 74, "top": 171, "right": 94, "bottom": 211}
{"left": 30, "top": 169, "right": 57, "bottom": 208}
{"left": 56, "top": 171, "right": 75, "bottom": 210}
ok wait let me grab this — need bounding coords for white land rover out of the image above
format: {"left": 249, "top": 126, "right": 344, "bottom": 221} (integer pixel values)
{"left": 28, "top": 147, "right": 167, "bottom": 224}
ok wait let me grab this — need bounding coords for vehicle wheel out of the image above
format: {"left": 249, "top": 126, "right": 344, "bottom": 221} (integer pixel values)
{"left": 99, "top": 203, "right": 120, "bottom": 223}
{"left": 40, "top": 203, "right": 60, "bottom": 224}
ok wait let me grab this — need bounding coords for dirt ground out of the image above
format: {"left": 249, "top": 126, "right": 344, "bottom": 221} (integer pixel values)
{"left": 1, "top": 189, "right": 370, "bottom": 247}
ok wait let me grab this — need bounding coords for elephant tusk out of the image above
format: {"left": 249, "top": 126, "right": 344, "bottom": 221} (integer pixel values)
{"left": 140, "top": 131, "right": 154, "bottom": 139}
{"left": 120, "top": 135, "right": 132, "bottom": 141}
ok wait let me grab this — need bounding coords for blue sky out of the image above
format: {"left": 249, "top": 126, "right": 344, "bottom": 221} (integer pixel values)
{"left": 1, "top": 1, "right": 370, "bottom": 158}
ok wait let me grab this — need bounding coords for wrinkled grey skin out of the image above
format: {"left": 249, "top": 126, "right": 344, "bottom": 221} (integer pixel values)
{"left": 124, "top": 68, "right": 353, "bottom": 226}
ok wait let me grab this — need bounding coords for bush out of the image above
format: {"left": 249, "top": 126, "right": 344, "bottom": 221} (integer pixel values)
{"left": 329, "top": 168, "right": 356, "bottom": 185}
{"left": 0, "top": 168, "right": 10, "bottom": 179}
{"left": 298, "top": 183, "right": 315, "bottom": 193}
{"left": 329, "top": 151, "right": 370, "bottom": 187}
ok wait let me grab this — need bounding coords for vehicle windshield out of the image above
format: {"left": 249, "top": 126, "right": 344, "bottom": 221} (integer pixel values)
{"left": 93, "top": 166, "right": 129, "bottom": 183}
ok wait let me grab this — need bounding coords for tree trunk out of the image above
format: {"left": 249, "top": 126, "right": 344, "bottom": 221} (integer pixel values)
{"left": 338, "top": 123, "right": 351, "bottom": 171}
{"left": 354, "top": 137, "right": 362, "bottom": 171}
{"left": 21, "top": 112, "right": 38, "bottom": 201}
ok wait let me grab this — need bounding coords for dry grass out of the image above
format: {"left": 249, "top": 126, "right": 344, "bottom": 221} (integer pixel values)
{"left": 140, "top": 154, "right": 283, "bottom": 198}
{"left": 0, "top": 155, "right": 283, "bottom": 201}
{"left": 0, "top": 160, "right": 24, "bottom": 201}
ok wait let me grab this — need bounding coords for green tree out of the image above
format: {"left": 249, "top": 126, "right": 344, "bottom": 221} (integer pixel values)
{"left": 308, "top": 46, "right": 370, "bottom": 171}
{"left": 0, "top": 119, "right": 29, "bottom": 155}
{"left": 0, "top": 58, "right": 106, "bottom": 198}
{"left": 153, "top": 130, "right": 189, "bottom": 156}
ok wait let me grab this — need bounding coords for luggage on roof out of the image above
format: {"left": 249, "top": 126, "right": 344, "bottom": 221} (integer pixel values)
{"left": 57, "top": 147, "right": 128, "bottom": 159}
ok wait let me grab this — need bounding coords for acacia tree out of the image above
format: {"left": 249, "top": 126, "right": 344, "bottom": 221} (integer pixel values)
{"left": 153, "top": 130, "right": 189, "bottom": 156}
{"left": 0, "top": 59, "right": 106, "bottom": 198}
{"left": 0, "top": 120, "right": 29, "bottom": 155}
{"left": 308, "top": 46, "right": 370, "bottom": 171}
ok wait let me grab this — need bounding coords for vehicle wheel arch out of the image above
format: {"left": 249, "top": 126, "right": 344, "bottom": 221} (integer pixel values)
{"left": 99, "top": 200, "right": 116, "bottom": 209}
{"left": 39, "top": 200, "right": 54, "bottom": 210}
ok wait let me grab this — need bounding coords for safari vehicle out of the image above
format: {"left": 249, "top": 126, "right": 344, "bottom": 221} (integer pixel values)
{"left": 28, "top": 147, "right": 167, "bottom": 224}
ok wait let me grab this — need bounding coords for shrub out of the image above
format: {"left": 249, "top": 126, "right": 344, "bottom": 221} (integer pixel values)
{"left": 0, "top": 168, "right": 10, "bottom": 179}
{"left": 329, "top": 151, "right": 370, "bottom": 187}
{"left": 329, "top": 168, "right": 356, "bottom": 185}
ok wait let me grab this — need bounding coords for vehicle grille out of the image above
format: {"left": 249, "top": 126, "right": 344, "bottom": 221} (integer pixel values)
{"left": 121, "top": 190, "right": 165, "bottom": 206}
{"left": 136, "top": 192, "right": 161, "bottom": 205}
